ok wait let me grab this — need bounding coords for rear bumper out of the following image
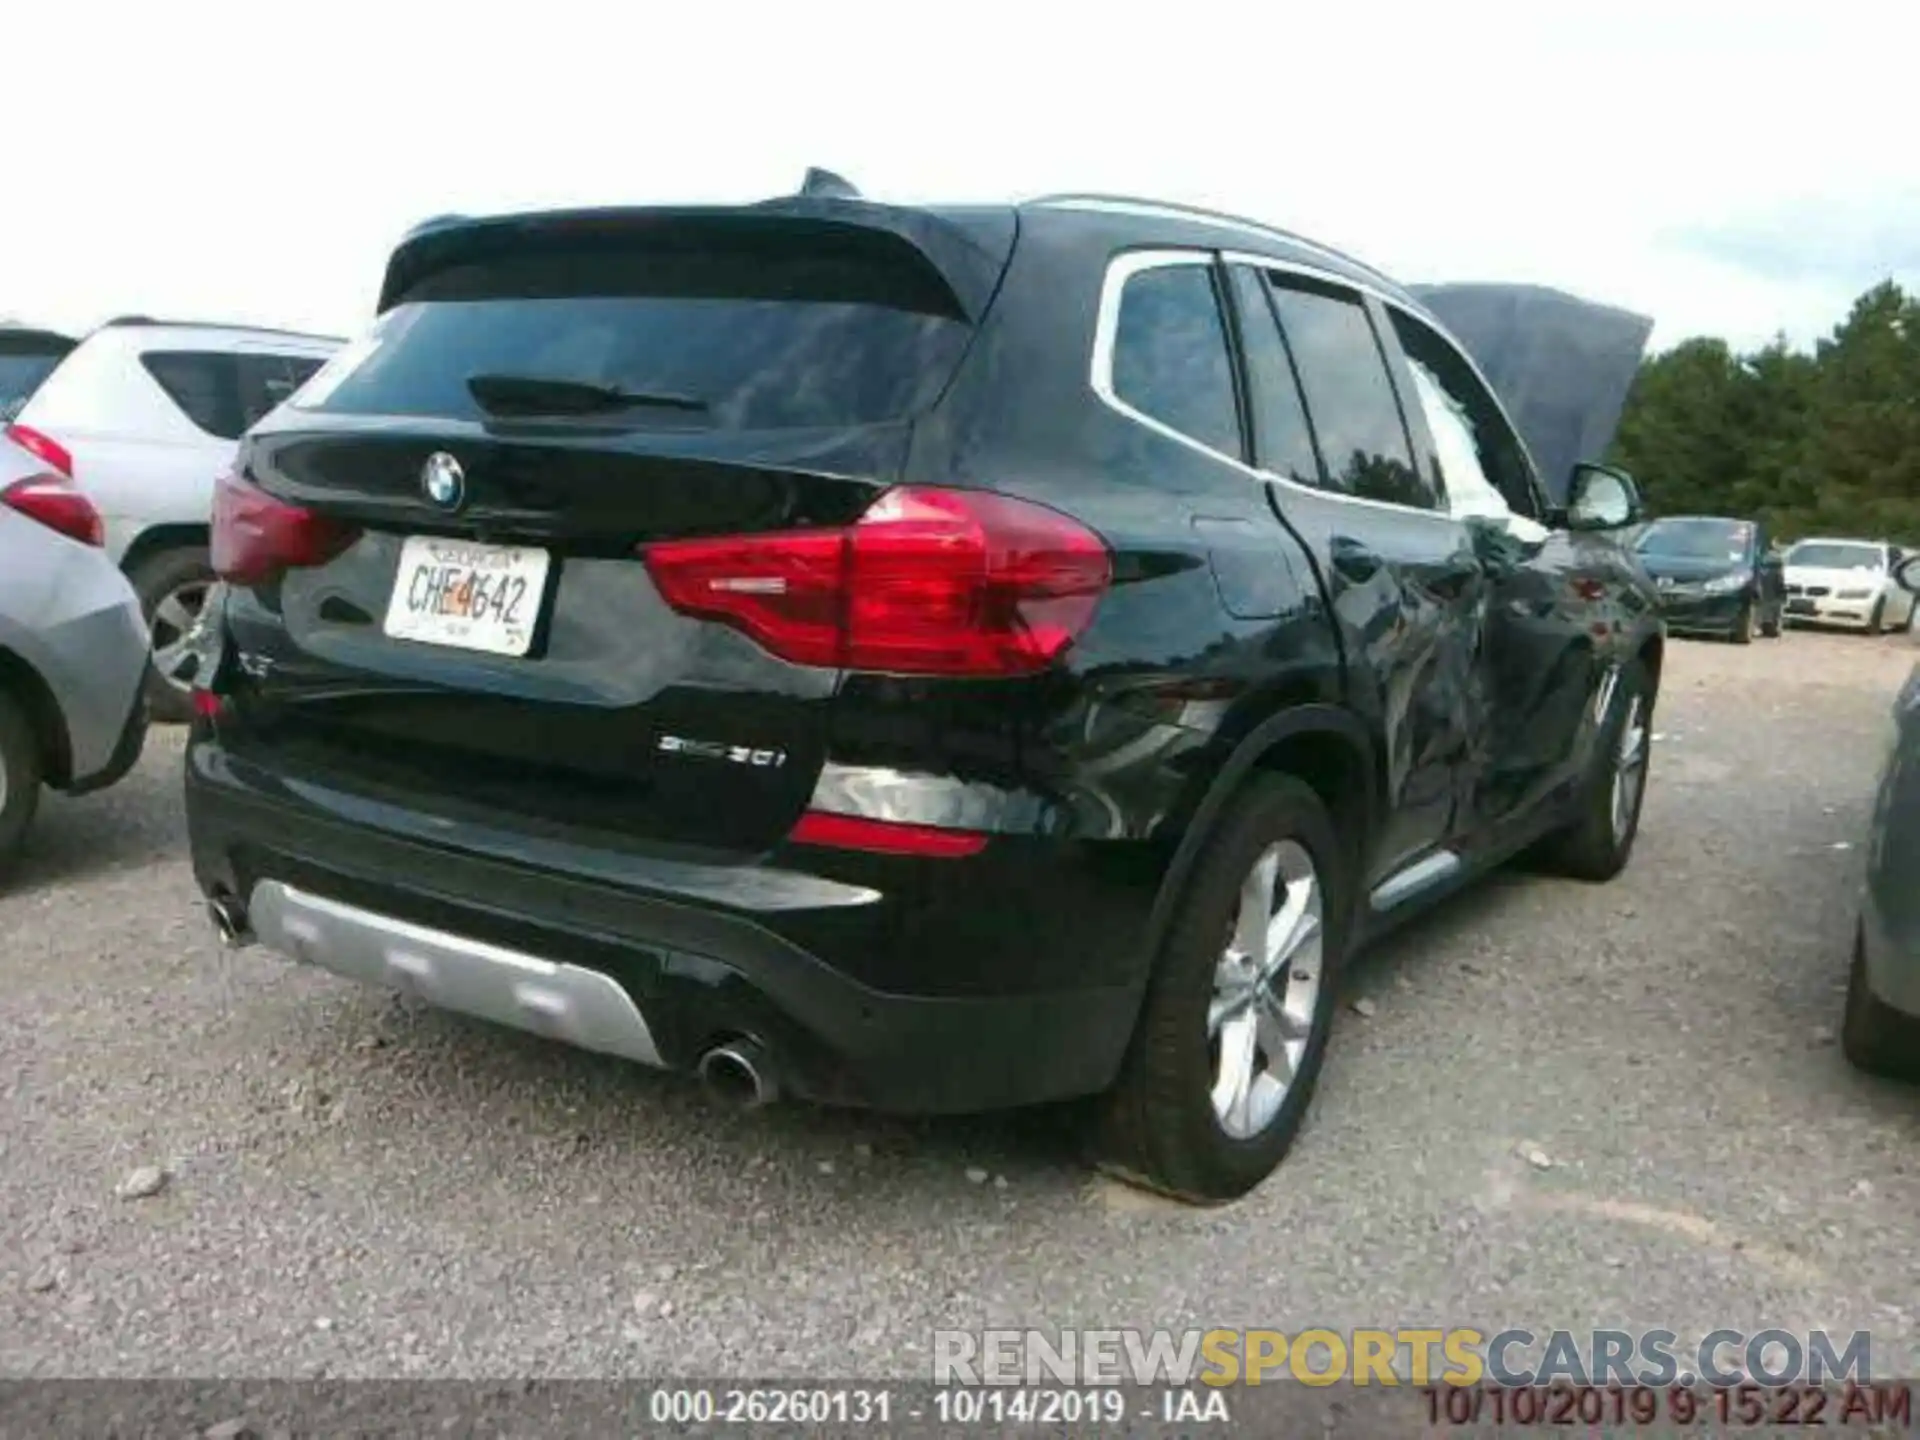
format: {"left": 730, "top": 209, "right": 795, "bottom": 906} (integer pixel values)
{"left": 65, "top": 688, "right": 148, "bottom": 796}
{"left": 184, "top": 738, "right": 1151, "bottom": 1114}
{"left": 1858, "top": 890, "right": 1920, "bottom": 1019}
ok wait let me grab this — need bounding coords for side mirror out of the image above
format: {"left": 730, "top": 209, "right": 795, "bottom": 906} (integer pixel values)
{"left": 1562, "top": 463, "right": 1644, "bottom": 532}
{"left": 1898, "top": 554, "right": 1920, "bottom": 594}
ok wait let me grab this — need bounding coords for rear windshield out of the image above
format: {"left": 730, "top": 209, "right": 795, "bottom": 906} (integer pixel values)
{"left": 1636, "top": 517, "right": 1754, "bottom": 559}
{"left": 295, "top": 245, "right": 975, "bottom": 431}
{"left": 1787, "top": 541, "right": 1882, "bottom": 570}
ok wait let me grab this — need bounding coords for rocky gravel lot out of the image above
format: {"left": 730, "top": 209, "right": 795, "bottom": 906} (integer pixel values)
{"left": 3, "top": 628, "right": 1918, "bottom": 1379}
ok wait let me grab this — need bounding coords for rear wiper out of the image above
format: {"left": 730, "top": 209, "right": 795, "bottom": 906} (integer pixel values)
{"left": 466, "top": 373, "right": 710, "bottom": 417}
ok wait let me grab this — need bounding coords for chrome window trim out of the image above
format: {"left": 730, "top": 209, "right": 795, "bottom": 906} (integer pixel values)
{"left": 1218, "top": 248, "right": 1551, "bottom": 511}
{"left": 1089, "top": 248, "right": 1450, "bottom": 522}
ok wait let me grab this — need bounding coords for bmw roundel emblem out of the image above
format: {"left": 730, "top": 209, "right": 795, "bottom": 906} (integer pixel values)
{"left": 421, "top": 451, "right": 465, "bottom": 510}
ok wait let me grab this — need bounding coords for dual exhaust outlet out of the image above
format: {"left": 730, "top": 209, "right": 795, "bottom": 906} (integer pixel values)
{"left": 206, "top": 889, "right": 777, "bottom": 1108}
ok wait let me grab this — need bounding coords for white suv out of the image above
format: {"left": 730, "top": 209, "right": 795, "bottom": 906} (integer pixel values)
{"left": 6, "top": 319, "right": 340, "bottom": 719}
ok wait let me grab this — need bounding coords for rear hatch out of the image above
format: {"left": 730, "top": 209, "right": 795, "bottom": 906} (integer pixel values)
{"left": 215, "top": 203, "right": 1015, "bottom": 854}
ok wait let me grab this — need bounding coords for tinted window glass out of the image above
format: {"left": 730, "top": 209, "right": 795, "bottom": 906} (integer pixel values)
{"left": 0, "top": 349, "right": 69, "bottom": 421}
{"left": 143, "top": 351, "right": 327, "bottom": 440}
{"left": 1636, "top": 517, "right": 1756, "bottom": 560}
{"left": 1263, "top": 277, "right": 1431, "bottom": 508}
{"left": 1225, "top": 266, "right": 1321, "bottom": 485}
{"left": 1390, "top": 311, "right": 1536, "bottom": 519}
{"left": 1785, "top": 541, "right": 1883, "bottom": 571}
{"left": 1111, "top": 263, "right": 1242, "bottom": 459}
{"left": 300, "top": 246, "right": 972, "bottom": 431}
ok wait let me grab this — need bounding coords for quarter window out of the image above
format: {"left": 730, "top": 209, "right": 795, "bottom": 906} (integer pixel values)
{"left": 1110, "top": 262, "right": 1243, "bottom": 460}
{"left": 1224, "top": 266, "right": 1322, "bottom": 486}
{"left": 142, "top": 350, "right": 328, "bottom": 441}
{"left": 1262, "top": 276, "right": 1433, "bottom": 509}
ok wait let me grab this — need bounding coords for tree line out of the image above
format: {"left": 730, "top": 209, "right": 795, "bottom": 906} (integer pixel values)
{"left": 1607, "top": 281, "right": 1920, "bottom": 545}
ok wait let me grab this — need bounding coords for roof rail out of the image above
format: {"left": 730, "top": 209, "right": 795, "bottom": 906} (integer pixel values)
{"left": 98, "top": 316, "right": 345, "bottom": 343}
{"left": 1026, "top": 192, "right": 1401, "bottom": 290}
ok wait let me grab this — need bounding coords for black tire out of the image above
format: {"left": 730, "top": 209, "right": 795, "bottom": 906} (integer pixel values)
{"left": 129, "top": 546, "right": 213, "bottom": 724}
{"left": 1732, "top": 600, "right": 1755, "bottom": 645}
{"left": 0, "top": 689, "right": 43, "bottom": 875}
{"left": 1842, "top": 928, "right": 1920, "bottom": 1079}
{"left": 1534, "top": 660, "right": 1653, "bottom": 883}
{"left": 1097, "top": 774, "right": 1348, "bottom": 1204}
{"left": 1867, "top": 599, "right": 1886, "bottom": 637}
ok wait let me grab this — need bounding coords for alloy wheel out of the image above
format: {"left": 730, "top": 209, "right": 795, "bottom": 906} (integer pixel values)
{"left": 1208, "top": 839, "right": 1324, "bottom": 1140}
{"left": 150, "top": 580, "right": 210, "bottom": 694}
{"left": 1610, "top": 695, "right": 1648, "bottom": 843}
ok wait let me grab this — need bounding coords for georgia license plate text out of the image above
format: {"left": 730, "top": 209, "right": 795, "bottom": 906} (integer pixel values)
{"left": 383, "top": 537, "right": 550, "bottom": 657}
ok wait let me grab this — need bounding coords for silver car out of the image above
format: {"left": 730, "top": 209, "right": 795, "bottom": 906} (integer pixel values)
{"left": 1846, "top": 555, "right": 1920, "bottom": 1073}
{"left": 0, "top": 435, "right": 150, "bottom": 870}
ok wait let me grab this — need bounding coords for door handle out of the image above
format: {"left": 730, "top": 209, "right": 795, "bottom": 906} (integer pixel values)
{"left": 1330, "top": 538, "right": 1381, "bottom": 584}
{"left": 1429, "top": 557, "right": 1484, "bottom": 601}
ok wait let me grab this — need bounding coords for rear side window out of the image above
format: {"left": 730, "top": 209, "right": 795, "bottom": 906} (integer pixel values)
{"left": 298, "top": 245, "right": 975, "bottom": 431}
{"left": 1110, "top": 262, "right": 1242, "bottom": 460}
{"left": 1262, "top": 276, "right": 1433, "bottom": 510}
{"left": 142, "top": 351, "right": 328, "bottom": 441}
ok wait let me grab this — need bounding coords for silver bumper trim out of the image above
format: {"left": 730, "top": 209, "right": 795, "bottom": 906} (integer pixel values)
{"left": 247, "top": 881, "right": 664, "bottom": 1067}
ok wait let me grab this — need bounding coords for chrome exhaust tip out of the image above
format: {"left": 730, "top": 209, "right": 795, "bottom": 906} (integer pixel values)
{"left": 206, "top": 893, "right": 252, "bottom": 949}
{"left": 697, "top": 1038, "right": 777, "bottom": 1109}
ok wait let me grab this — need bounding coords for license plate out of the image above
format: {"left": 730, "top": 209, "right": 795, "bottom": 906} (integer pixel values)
{"left": 383, "top": 536, "right": 550, "bottom": 657}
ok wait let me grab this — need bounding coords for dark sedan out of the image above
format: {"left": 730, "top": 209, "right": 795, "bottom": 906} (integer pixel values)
{"left": 1845, "top": 555, "right": 1920, "bottom": 1077}
{"left": 1633, "top": 515, "right": 1785, "bottom": 643}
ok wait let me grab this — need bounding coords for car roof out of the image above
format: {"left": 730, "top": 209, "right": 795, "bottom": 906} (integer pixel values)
{"left": 81, "top": 317, "right": 343, "bottom": 351}
{"left": 1019, "top": 193, "right": 1420, "bottom": 306}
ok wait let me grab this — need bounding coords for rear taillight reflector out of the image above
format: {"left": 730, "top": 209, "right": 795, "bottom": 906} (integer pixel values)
{"left": 191, "top": 687, "right": 226, "bottom": 721}
{"left": 788, "top": 810, "right": 988, "bottom": 858}
{"left": 1, "top": 474, "right": 103, "bottom": 546}
{"left": 641, "top": 486, "right": 1110, "bottom": 677}
{"left": 4, "top": 424, "right": 72, "bottom": 478}
{"left": 211, "top": 470, "right": 359, "bottom": 585}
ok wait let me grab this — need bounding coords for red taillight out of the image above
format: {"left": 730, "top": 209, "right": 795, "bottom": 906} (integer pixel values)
{"left": 1, "top": 474, "right": 103, "bottom": 547}
{"left": 5, "top": 424, "right": 72, "bottom": 478}
{"left": 191, "top": 687, "right": 226, "bottom": 721}
{"left": 211, "top": 470, "right": 358, "bottom": 585}
{"left": 788, "top": 810, "right": 989, "bottom": 858}
{"left": 642, "top": 486, "right": 1111, "bottom": 676}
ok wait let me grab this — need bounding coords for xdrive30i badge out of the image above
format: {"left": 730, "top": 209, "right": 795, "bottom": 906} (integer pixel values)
{"left": 657, "top": 734, "right": 788, "bottom": 768}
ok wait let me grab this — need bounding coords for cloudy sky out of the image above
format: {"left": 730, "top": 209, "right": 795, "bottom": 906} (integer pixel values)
{"left": 4, "top": 0, "right": 1910, "bottom": 353}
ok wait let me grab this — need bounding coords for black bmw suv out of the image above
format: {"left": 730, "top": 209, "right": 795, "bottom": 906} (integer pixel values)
{"left": 182, "top": 188, "right": 1665, "bottom": 1202}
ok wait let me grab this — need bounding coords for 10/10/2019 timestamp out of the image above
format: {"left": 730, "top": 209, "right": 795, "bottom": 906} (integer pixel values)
{"left": 1426, "top": 1381, "right": 1913, "bottom": 1428}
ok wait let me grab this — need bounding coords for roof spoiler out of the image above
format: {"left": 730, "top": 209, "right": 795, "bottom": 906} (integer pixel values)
{"left": 377, "top": 198, "right": 1011, "bottom": 323}
{"left": 1411, "top": 283, "right": 1653, "bottom": 503}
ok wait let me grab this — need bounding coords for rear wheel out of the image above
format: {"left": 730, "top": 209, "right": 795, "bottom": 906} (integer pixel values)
{"left": 0, "top": 689, "right": 43, "bottom": 875}
{"left": 129, "top": 546, "right": 213, "bottom": 724}
{"left": 1841, "top": 929, "right": 1920, "bottom": 1079}
{"left": 1098, "top": 774, "right": 1347, "bottom": 1204}
{"left": 1534, "top": 660, "right": 1652, "bottom": 882}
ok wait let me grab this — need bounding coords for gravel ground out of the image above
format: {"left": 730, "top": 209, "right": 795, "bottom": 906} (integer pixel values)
{"left": 3, "top": 628, "right": 1918, "bottom": 1380}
